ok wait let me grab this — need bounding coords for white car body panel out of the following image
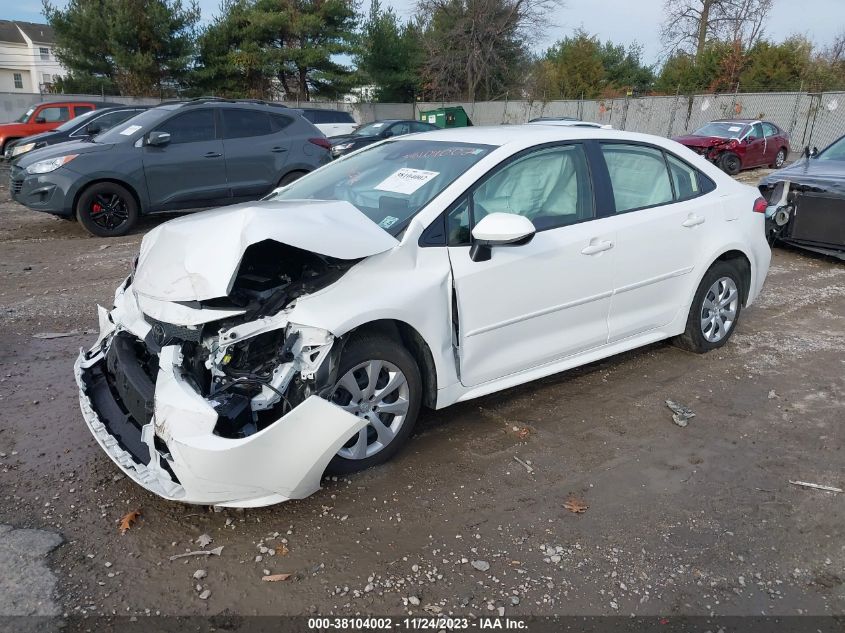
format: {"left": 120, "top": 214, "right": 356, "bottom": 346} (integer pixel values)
{"left": 76, "top": 125, "right": 771, "bottom": 507}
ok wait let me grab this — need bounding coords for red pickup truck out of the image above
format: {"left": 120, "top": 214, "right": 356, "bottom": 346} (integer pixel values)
{"left": 0, "top": 101, "right": 118, "bottom": 154}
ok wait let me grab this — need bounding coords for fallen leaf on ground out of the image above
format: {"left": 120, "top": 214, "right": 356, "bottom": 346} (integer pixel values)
{"left": 119, "top": 509, "right": 141, "bottom": 534}
{"left": 262, "top": 573, "right": 292, "bottom": 582}
{"left": 563, "top": 496, "right": 589, "bottom": 514}
{"left": 516, "top": 427, "right": 530, "bottom": 439}
{"left": 277, "top": 543, "right": 289, "bottom": 556}
{"left": 195, "top": 533, "right": 213, "bottom": 547}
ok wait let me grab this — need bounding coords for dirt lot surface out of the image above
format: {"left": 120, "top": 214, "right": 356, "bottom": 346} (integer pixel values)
{"left": 0, "top": 165, "right": 843, "bottom": 623}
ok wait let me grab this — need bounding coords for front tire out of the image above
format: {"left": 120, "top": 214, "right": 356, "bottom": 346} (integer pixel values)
{"left": 75, "top": 182, "right": 138, "bottom": 237}
{"left": 674, "top": 261, "right": 743, "bottom": 353}
{"left": 327, "top": 333, "right": 422, "bottom": 475}
{"left": 719, "top": 152, "right": 742, "bottom": 175}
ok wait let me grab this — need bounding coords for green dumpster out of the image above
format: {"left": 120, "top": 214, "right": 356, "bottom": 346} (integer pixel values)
{"left": 418, "top": 106, "right": 472, "bottom": 128}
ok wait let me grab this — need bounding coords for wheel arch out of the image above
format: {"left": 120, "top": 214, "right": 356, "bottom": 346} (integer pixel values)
{"left": 342, "top": 319, "right": 439, "bottom": 409}
{"left": 705, "top": 248, "right": 752, "bottom": 306}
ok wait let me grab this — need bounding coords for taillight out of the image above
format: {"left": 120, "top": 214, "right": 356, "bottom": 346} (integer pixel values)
{"left": 753, "top": 197, "right": 768, "bottom": 213}
{"left": 308, "top": 137, "right": 331, "bottom": 151}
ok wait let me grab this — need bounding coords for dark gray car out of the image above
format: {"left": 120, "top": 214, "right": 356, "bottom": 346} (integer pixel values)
{"left": 11, "top": 99, "right": 331, "bottom": 236}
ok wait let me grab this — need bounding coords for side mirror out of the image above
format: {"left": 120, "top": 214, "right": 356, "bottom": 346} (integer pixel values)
{"left": 85, "top": 122, "right": 101, "bottom": 135}
{"left": 35, "top": 117, "right": 46, "bottom": 124}
{"left": 382, "top": 130, "right": 394, "bottom": 138}
{"left": 803, "top": 146, "right": 819, "bottom": 158}
{"left": 746, "top": 135, "right": 756, "bottom": 142}
{"left": 147, "top": 131, "right": 171, "bottom": 147}
{"left": 469, "top": 212, "right": 536, "bottom": 262}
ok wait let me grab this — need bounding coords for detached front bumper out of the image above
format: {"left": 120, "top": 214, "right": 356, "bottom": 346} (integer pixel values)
{"left": 75, "top": 299, "right": 366, "bottom": 507}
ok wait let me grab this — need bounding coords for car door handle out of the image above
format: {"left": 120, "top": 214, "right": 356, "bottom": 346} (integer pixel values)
{"left": 682, "top": 214, "right": 705, "bottom": 227}
{"left": 271, "top": 146, "right": 287, "bottom": 153}
{"left": 204, "top": 151, "right": 222, "bottom": 158}
{"left": 581, "top": 240, "right": 614, "bottom": 255}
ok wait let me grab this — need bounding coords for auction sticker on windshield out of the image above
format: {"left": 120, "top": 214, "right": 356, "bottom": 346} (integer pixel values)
{"left": 375, "top": 168, "right": 439, "bottom": 195}
{"left": 120, "top": 125, "right": 143, "bottom": 136}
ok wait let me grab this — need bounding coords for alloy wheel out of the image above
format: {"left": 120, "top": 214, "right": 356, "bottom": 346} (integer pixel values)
{"left": 700, "top": 276, "right": 739, "bottom": 343}
{"left": 89, "top": 193, "right": 129, "bottom": 231}
{"left": 331, "top": 360, "right": 410, "bottom": 460}
{"left": 775, "top": 150, "right": 785, "bottom": 167}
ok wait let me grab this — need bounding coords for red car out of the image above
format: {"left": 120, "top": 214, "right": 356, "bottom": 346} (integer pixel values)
{"left": 0, "top": 101, "right": 116, "bottom": 155}
{"left": 673, "top": 119, "right": 790, "bottom": 175}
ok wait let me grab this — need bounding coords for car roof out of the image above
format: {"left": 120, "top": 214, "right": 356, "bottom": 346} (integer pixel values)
{"left": 406, "top": 124, "right": 665, "bottom": 147}
{"left": 710, "top": 119, "right": 768, "bottom": 125}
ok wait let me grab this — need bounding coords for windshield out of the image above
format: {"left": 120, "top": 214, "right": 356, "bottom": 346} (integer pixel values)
{"left": 267, "top": 139, "right": 494, "bottom": 235}
{"left": 693, "top": 122, "right": 747, "bottom": 138}
{"left": 817, "top": 136, "right": 845, "bottom": 161}
{"left": 55, "top": 108, "right": 99, "bottom": 132}
{"left": 16, "top": 107, "right": 36, "bottom": 123}
{"left": 93, "top": 108, "right": 166, "bottom": 143}
{"left": 353, "top": 122, "right": 389, "bottom": 137}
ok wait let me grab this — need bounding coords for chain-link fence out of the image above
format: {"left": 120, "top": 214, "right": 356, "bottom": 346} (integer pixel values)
{"left": 416, "top": 91, "right": 845, "bottom": 151}
{"left": 2, "top": 90, "right": 843, "bottom": 150}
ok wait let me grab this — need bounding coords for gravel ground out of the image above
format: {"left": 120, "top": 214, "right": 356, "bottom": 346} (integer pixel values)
{"left": 0, "top": 164, "right": 843, "bottom": 623}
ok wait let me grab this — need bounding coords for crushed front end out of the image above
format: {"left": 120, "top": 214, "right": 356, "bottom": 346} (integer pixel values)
{"left": 760, "top": 179, "right": 845, "bottom": 260}
{"left": 75, "top": 240, "right": 367, "bottom": 507}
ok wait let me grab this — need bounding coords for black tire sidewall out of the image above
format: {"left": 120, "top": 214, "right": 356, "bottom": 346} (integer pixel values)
{"left": 720, "top": 152, "right": 741, "bottom": 175}
{"left": 76, "top": 183, "right": 139, "bottom": 237}
{"left": 327, "top": 334, "right": 422, "bottom": 475}
{"left": 277, "top": 170, "right": 306, "bottom": 188}
{"left": 681, "top": 262, "right": 743, "bottom": 353}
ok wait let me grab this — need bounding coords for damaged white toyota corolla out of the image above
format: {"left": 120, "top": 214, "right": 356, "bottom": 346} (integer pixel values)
{"left": 75, "top": 126, "right": 771, "bottom": 507}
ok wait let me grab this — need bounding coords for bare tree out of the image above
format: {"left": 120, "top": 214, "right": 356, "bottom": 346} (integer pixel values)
{"left": 416, "top": 0, "right": 564, "bottom": 101}
{"left": 660, "top": 0, "right": 772, "bottom": 59}
{"left": 719, "top": 0, "right": 772, "bottom": 50}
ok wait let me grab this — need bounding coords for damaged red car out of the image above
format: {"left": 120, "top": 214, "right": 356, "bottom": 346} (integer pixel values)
{"left": 673, "top": 120, "right": 789, "bottom": 175}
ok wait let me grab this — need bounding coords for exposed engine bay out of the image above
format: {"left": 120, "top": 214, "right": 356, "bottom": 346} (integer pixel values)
{"left": 149, "top": 240, "right": 358, "bottom": 439}
{"left": 760, "top": 180, "right": 845, "bottom": 260}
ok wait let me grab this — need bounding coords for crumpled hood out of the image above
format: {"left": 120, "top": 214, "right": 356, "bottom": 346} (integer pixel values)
{"left": 133, "top": 199, "right": 399, "bottom": 302}
{"left": 672, "top": 134, "right": 733, "bottom": 148}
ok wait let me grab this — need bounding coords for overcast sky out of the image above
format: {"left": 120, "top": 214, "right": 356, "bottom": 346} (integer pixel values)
{"left": 6, "top": 0, "right": 844, "bottom": 66}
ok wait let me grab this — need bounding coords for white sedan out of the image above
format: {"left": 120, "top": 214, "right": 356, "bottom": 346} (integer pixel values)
{"left": 75, "top": 125, "right": 771, "bottom": 507}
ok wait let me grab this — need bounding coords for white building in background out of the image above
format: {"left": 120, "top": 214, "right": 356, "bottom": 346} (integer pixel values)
{"left": 0, "top": 20, "right": 66, "bottom": 94}
{"left": 342, "top": 85, "right": 378, "bottom": 103}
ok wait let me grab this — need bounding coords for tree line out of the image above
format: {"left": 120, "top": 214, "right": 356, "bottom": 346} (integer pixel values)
{"left": 44, "top": 0, "right": 845, "bottom": 101}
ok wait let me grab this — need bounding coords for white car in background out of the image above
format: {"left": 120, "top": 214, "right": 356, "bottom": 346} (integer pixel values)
{"left": 295, "top": 108, "right": 358, "bottom": 138}
{"left": 75, "top": 126, "right": 771, "bottom": 507}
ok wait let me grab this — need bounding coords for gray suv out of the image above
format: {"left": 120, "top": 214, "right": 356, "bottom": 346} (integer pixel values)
{"left": 10, "top": 99, "right": 331, "bottom": 236}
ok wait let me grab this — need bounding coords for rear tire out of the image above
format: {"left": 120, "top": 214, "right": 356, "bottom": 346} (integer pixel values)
{"left": 277, "top": 170, "right": 307, "bottom": 188}
{"left": 719, "top": 152, "right": 741, "bottom": 175}
{"left": 75, "top": 182, "right": 138, "bottom": 237}
{"left": 770, "top": 148, "right": 786, "bottom": 168}
{"left": 326, "top": 333, "right": 422, "bottom": 475}
{"left": 674, "top": 261, "right": 743, "bottom": 354}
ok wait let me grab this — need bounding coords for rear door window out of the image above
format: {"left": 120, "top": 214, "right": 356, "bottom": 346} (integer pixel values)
{"left": 762, "top": 122, "right": 779, "bottom": 137}
{"left": 601, "top": 143, "right": 673, "bottom": 213}
{"left": 38, "top": 106, "right": 70, "bottom": 122}
{"left": 270, "top": 113, "right": 293, "bottom": 132}
{"left": 154, "top": 109, "right": 216, "bottom": 144}
{"left": 665, "top": 153, "right": 702, "bottom": 201}
{"left": 222, "top": 109, "right": 271, "bottom": 138}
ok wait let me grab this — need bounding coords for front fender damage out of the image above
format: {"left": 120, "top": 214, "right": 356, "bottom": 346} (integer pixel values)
{"left": 76, "top": 284, "right": 368, "bottom": 507}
